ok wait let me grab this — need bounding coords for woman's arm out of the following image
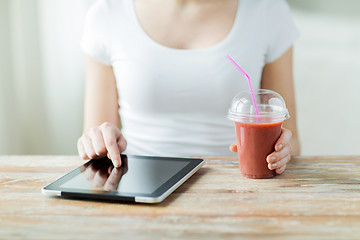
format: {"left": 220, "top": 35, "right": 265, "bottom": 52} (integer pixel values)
{"left": 261, "top": 47, "right": 300, "bottom": 156}
{"left": 77, "top": 55, "right": 126, "bottom": 167}
{"left": 83, "top": 55, "right": 120, "bottom": 131}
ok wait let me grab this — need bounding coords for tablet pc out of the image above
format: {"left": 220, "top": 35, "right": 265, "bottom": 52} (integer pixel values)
{"left": 42, "top": 155, "right": 204, "bottom": 203}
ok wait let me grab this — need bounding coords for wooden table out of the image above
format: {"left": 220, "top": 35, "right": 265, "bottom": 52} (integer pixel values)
{"left": 1, "top": 155, "right": 360, "bottom": 239}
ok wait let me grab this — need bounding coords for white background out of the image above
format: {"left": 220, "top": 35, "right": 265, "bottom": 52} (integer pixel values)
{"left": 0, "top": 0, "right": 359, "bottom": 155}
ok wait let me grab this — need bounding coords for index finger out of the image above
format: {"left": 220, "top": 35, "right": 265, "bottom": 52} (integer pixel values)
{"left": 101, "top": 127, "right": 121, "bottom": 167}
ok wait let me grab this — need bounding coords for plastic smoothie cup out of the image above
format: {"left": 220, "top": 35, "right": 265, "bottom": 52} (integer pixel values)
{"left": 227, "top": 89, "right": 290, "bottom": 179}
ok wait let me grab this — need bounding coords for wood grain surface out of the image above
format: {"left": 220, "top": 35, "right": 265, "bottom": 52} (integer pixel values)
{"left": 1, "top": 155, "right": 360, "bottom": 239}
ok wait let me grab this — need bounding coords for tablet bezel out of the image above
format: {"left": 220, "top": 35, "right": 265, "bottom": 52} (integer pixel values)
{"left": 42, "top": 155, "right": 204, "bottom": 203}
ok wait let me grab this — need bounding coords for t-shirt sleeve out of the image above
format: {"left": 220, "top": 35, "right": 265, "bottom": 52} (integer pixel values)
{"left": 80, "top": 1, "right": 111, "bottom": 65}
{"left": 264, "top": 0, "right": 299, "bottom": 63}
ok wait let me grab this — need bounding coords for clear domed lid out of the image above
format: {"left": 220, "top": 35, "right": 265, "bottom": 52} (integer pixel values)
{"left": 227, "top": 89, "right": 289, "bottom": 123}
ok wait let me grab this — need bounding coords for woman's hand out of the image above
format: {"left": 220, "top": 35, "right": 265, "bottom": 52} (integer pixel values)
{"left": 265, "top": 128, "right": 292, "bottom": 174}
{"left": 77, "top": 122, "right": 127, "bottom": 167}
{"left": 229, "top": 127, "right": 293, "bottom": 175}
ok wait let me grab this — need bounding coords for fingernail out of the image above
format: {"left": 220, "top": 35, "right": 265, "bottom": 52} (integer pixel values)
{"left": 272, "top": 163, "right": 278, "bottom": 168}
{"left": 113, "top": 161, "right": 120, "bottom": 168}
{"left": 267, "top": 156, "right": 276, "bottom": 163}
{"left": 277, "top": 144, "right": 283, "bottom": 150}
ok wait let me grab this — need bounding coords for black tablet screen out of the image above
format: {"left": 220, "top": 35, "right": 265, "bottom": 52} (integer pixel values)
{"left": 59, "top": 155, "right": 190, "bottom": 195}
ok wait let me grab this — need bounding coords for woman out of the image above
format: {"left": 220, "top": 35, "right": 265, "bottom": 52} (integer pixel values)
{"left": 77, "top": 0, "right": 300, "bottom": 174}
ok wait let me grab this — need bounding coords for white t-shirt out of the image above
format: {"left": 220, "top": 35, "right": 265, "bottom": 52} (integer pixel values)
{"left": 81, "top": 0, "right": 299, "bottom": 157}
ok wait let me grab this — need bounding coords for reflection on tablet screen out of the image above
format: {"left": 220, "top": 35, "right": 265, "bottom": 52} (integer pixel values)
{"left": 60, "top": 156, "right": 189, "bottom": 194}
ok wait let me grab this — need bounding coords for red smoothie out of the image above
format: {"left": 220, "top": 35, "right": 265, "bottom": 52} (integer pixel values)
{"left": 235, "top": 121, "right": 282, "bottom": 179}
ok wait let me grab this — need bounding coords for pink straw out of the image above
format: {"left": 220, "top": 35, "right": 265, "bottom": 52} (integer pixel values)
{"left": 226, "top": 55, "right": 259, "bottom": 116}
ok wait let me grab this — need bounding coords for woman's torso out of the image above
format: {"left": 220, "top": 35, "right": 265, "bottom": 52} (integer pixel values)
{"left": 81, "top": 0, "right": 296, "bottom": 156}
